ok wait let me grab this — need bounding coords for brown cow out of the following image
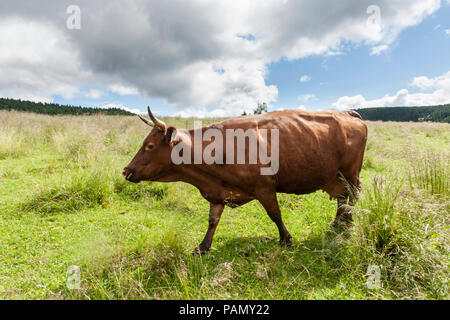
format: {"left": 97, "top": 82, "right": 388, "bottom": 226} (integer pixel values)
{"left": 123, "top": 107, "right": 367, "bottom": 254}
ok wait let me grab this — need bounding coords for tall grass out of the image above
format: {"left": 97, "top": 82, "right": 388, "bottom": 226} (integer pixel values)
{"left": 65, "top": 226, "right": 190, "bottom": 299}
{"left": 0, "top": 126, "right": 26, "bottom": 159}
{"left": 356, "top": 176, "right": 402, "bottom": 251}
{"left": 409, "top": 151, "right": 449, "bottom": 196}
{"left": 22, "top": 170, "right": 113, "bottom": 214}
{"left": 351, "top": 175, "right": 449, "bottom": 298}
{"left": 22, "top": 168, "right": 168, "bottom": 214}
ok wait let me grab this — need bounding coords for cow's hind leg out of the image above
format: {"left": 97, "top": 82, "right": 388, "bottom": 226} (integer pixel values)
{"left": 332, "top": 195, "right": 352, "bottom": 228}
{"left": 330, "top": 172, "right": 361, "bottom": 228}
{"left": 194, "top": 203, "right": 224, "bottom": 255}
{"left": 258, "top": 193, "right": 292, "bottom": 246}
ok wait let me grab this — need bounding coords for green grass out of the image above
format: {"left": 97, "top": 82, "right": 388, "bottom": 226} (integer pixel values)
{"left": 409, "top": 151, "right": 448, "bottom": 196}
{"left": 0, "top": 111, "right": 448, "bottom": 299}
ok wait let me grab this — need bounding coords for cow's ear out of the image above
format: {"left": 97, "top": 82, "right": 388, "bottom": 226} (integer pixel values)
{"left": 165, "top": 126, "right": 182, "bottom": 147}
{"left": 166, "top": 127, "right": 191, "bottom": 148}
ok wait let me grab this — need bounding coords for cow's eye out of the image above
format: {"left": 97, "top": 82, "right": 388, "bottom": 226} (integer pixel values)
{"left": 147, "top": 144, "right": 154, "bottom": 151}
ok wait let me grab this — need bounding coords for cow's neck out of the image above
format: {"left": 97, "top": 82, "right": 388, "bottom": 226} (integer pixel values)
{"left": 160, "top": 127, "right": 224, "bottom": 193}
{"left": 169, "top": 163, "right": 221, "bottom": 195}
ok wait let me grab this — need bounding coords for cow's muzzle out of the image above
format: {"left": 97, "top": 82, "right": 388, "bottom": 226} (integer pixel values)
{"left": 122, "top": 167, "right": 137, "bottom": 182}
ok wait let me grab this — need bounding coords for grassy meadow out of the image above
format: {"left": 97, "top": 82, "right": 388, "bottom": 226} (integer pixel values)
{"left": 0, "top": 110, "right": 448, "bottom": 300}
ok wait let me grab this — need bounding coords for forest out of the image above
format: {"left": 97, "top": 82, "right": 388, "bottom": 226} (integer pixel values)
{"left": 355, "top": 104, "right": 450, "bottom": 123}
{"left": 1, "top": 98, "right": 450, "bottom": 123}
{"left": 0, "top": 98, "right": 134, "bottom": 116}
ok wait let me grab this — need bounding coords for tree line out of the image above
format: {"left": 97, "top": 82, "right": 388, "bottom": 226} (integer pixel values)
{"left": 354, "top": 104, "right": 450, "bottom": 123}
{"left": 1, "top": 97, "right": 449, "bottom": 122}
{"left": 245, "top": 102, "right": 449, "bottom": 123}
{"left": 0, "top": 98, "right": 134, "bottom": 116}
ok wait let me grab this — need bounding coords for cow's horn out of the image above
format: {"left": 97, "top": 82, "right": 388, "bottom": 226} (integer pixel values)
{"left": 138, "top": 114, "right": 154, "bottom": 127}
{"left": 147, "top": 106, "right": 166, "bottom": 131}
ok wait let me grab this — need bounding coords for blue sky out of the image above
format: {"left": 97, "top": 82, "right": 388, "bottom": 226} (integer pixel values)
{"left": 265, "top": 4, "right": 450, "bottom": 111}
{"left": 1, "top": 1, "right": 450, "bottom": 116}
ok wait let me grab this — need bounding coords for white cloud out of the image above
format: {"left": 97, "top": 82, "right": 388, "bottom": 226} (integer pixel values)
{"left": 300, "top": 75, "right": 311, "bottom": 83}
{"left": 0, "top": 1, "right": 443, "bottom": 116}
{"left": 370, "top": 44, "right": 389, "bottom": 55}
{"left": 85, "top": 89, "right": 104, "bottom": 99}
{"left": 411, "top": 71, "right": 450, "bottom": 91}
{"left": 100, "top": 103, "right": 140, "bottom": 115}
{"left": 0, "top": 17, "right": 86, "bottom": 102}
{"left": 332, "top": 70, "right": 450, "bottom": 109}
{"left": 332, "top": 95, "right": 369, "bottom": 110}
{"left": 445, "top": 29, "right": 450, "bottom": 35}
{"left": 174, "top": 107, "right": 232, "bottom": 118}
{"left": 0, "top": 92, "right": 53, "bottom": 104}
{"left": 411, "top": 76, "right": 436, "bottom": 90}
{"left": 298, "top": 94, "right": 317, "bottom": 103}
{"left": 267, "top": 105, "right": 307, "bottom": 112}
{"left": 109, "top": 84, "right": 138, "bottom": 96}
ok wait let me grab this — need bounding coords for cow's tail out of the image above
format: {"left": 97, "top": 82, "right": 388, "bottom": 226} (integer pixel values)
{"left": 343, "top": 110, "right": 362, "bottom": 120}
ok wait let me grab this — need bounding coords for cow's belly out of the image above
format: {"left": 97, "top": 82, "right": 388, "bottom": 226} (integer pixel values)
{"left": 199, "top": 185, "right": 254, "bottom": 208}
{"left": 275, "top": 143, "right": 342, "bottom": 194}
{"left": 276, "top": 168, "right": 338, "bottom": 195}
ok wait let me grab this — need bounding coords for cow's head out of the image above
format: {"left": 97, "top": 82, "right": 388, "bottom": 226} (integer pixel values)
{"left": 123, "top": 106, "right": 180, "bottom": 183}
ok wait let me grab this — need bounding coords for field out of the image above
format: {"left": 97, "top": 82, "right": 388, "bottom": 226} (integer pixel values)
{"left": 0, "top": 110, "right": 448, "bottom": 300}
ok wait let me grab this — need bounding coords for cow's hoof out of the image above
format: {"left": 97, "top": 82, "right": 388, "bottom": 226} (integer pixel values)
{"left": 280, "top": 237, "right": 293, "bottom": 247}
{"left": 192, "top": 246, "right": 209, "bottom": 255}
{"left": 331, "top": 218, "right": 352, "bottom": 229}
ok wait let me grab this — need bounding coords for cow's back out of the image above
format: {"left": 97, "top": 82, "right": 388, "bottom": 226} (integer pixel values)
{"left": 265, "top": 110, "right": 347, "bottom": 194}
{"left": 216, "top": 109, "right": 366, "bottom": 195}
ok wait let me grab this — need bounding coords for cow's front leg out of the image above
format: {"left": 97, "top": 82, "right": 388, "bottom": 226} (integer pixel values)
{"left": 258, "top": 193, "right": 292, "bottom": 246}
{"left": 193, "top": 203, "right": 224, "bottom": 255}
